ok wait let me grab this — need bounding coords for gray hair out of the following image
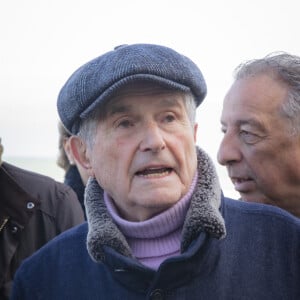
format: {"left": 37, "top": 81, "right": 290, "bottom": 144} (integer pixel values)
{"left": 77, "top": 89, "right": 197, "bottom": 149}
{"left": 234, "top": 52, "right": 300, "bottom": 135}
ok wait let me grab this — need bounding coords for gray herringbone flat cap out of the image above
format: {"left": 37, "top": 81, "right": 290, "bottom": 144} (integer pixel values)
{"left": 57, "top": 43, "right": 207, "bottom": 133}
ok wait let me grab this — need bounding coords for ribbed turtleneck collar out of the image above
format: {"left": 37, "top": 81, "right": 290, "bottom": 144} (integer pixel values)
{"left": 103, "top": 173, "right": 198, "bottom": 269}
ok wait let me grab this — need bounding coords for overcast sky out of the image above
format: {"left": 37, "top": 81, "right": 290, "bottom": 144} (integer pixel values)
{"left": 1, "top": 0, "right": 300, "bottom": 197}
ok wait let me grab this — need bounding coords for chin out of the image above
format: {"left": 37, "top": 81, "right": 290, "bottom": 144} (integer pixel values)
{"left": 143, "top": 194, "right": 179, "bottom": 208}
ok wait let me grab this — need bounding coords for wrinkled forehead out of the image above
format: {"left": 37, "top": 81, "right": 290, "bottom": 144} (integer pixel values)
{"left": 100, "top": 81, "right": 186, "bottom": 116}
{"left": 112, "top": 81, "right": 184, "bottom": 99}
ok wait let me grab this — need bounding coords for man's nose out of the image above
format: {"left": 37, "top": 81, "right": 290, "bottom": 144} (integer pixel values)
{"left": 139, "top": 122, "right": 166, "bottom": 153}
{"left": 217, "top": 132, "right": 242, "bottom": 166}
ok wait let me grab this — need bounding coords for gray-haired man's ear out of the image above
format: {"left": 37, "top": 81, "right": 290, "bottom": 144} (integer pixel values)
{"left": 69, "top": 136, "right": 94, "bottom": 177}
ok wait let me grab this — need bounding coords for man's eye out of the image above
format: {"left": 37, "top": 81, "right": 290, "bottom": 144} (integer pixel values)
{"left": 118, "top": 119, "right": 133, "bottom": 128}
{"left": 240, "top": 130, "right": 261, "bottom": 144}
{"left": 164, "top": 114, "right": 175, "bottom": 122}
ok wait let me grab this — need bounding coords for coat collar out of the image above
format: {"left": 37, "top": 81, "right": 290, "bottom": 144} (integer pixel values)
{"left": 85, "top": 147, "right": 226, "bottom": 263}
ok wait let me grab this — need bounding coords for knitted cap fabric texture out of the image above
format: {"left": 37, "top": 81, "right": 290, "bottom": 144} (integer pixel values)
{"left": 57, "top": 43, "right": 207, "bottom": 134}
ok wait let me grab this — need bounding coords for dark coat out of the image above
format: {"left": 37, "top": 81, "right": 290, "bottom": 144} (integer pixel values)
{"left": 10, "top": 149, "right": 300, "bottom": 300}
{"left": 11, "top": 199, "right": 300, "bottom": 300}
{"left": 64, "top": 165, "right": 86, "bottom": 219}
{"left": 0, "top": 162, "right": 85, "bottom": 299}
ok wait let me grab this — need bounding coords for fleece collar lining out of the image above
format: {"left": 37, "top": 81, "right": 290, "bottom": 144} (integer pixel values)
{"left": 85, "top": 147, "right": 226, "bottom": 263}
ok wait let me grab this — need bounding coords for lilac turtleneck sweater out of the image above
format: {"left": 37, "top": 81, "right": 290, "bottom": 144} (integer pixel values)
{"left": 104, "top": 173, "right": 198, "bottom": 270}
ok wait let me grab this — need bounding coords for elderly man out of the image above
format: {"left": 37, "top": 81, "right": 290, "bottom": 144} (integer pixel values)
{"left": 218, "top": 52, "right": 300, "bottom": 218}
{"left": 11, "top": 44, "right": 300, "bottom": 299}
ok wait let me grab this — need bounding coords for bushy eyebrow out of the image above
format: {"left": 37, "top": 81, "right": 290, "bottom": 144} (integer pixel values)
{"left": 239, "top": 119, "right": 265, "bottom": 129}
{"left": 107, "top": 104, "right": 132, "bottom": 116}
{"left": 221, "top": 118, "right": 266, "bottom": 130}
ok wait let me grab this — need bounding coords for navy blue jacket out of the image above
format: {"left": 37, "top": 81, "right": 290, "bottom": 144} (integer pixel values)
{"left": 11, "top": 198, "right": 300, "bottom": 300}
{"left": 11, "top": 149, "right": 300, "bottom": 300}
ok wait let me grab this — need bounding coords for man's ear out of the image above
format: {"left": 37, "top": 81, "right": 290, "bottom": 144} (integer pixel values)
{"left": 69, "top": 136, "right": 94, "bottom": 176}
{"left": 63, "top": 138, "right": 75, "bottom": 165}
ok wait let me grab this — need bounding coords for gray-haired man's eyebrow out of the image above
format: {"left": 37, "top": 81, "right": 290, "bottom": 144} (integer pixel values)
{"left": 106, "top": 104, "right": 133, "bottom": 117}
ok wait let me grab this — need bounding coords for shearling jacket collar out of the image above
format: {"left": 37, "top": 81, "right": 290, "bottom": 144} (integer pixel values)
{"left": 85, "top": 147, "right": 226, "bottom": 263}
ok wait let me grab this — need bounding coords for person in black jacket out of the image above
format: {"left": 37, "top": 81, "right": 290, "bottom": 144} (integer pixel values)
{"left": 0, "top": 137, "right": 84, "bottom": 299}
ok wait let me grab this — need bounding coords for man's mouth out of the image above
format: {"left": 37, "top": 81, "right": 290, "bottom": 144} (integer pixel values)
{"left": 136, "top": 167, "right": 173, "bottom": 178}
{"left": 232, "top": 177, "right": 252, "bottom": 184}
{"left": 231, "top": 176, "right": 255, "bottom": 192}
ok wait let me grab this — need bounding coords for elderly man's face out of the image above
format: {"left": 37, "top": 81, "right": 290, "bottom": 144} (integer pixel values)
{"left": 217, "top": 74, "right": 300, "bottom": 215}
{"left": 86, "top": 91, "right": 198, "bottom": 221}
